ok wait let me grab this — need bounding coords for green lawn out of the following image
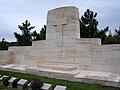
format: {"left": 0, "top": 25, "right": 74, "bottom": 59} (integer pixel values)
{"left": 0, "top": 70, "right": 120, "bottom": 90}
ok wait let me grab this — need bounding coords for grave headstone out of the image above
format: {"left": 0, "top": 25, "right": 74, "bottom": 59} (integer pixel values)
{"left": 0, "top": 75, "right": 8, "bottom": 85}
{"left": 54, "top": 85, "right": 67, "bottom": 90}
{"left": 41, "top": 83, "right": 52, "bottom": 90}
{"left": 0, "top": 75, "right": 8, "bottom": 81}
{"left": 17, "top": 79, "right": 28, "bottom": 89}
{"left": 8, "top": 77, "right": 18, "bottom": 88}
{"left": 27, "top": 82, "right": 32, "bottom": 90}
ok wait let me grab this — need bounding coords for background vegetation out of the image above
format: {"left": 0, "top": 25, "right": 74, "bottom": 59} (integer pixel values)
{"left": 0, "top": 9, "right": 120, "bottom": 50}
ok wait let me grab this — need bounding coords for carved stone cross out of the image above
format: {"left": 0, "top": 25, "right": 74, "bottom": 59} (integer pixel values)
{"left": 53, "top": 18, "right": 67, "bottom": 32}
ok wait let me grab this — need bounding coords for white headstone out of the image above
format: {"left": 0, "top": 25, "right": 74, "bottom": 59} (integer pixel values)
{"left": 27, "top": 82, "right": 32, "bottom": 90}
{"left": 17, "top": 79, "right": 28, "bottom": 89}
{"left": 41, "top": 83, "right": 52, "bottom": 90}
{"left": 8, "top": 77, "right": 18, "bottom": 88}
{"left": 54, "top": 85, "right": 67, "bottom": 90}
{"left": 0, "top": 75, "right": 8, "bottom": 85}
{"left": 0, "top": 75, "right": 8, "bottom": 81}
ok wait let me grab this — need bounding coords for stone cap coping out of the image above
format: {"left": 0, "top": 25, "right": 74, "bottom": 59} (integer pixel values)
{"left": 8, "top": 77, "right": 17, "bottom": 83}
{"left": 54, "top": 85, "right": 67, "bottom": 90}
{"left": 48, "top": 6, "right": 78, "bottom": 12}
{"left": 17, "top": 79, "right": 28, "bottom": 85}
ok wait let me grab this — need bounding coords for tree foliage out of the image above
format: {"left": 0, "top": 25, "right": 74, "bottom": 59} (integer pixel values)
{"left": 80, "top": 9, "right": 98, "bottom": 38}
{"left": 0, "top": 9, "right": 119, "bottom": 47}
{"left": 115, "top": 27, "right": 120, "bottom": 36}
{"left": 14, "top": 20, "right": 35, "bottom": 46}
{"left": 114, "top": 27, "right": 120, "bottom": 43}
{"left": 0, "top": 38, "right": 8, "bottom": 50}
{"left": 80, "top": 9, "right": 108, "bottom": 43}
{"left": 103, "top": 27, "right": 120, "bottom": 44}
{"left": 32, "top": 25, "right": 46, "bottom": 41}
{"left": 14, "top": 20, "right": 46, "bottom": 46}
{"left": 97, "top": 26, "right": 109, "bottom": 44}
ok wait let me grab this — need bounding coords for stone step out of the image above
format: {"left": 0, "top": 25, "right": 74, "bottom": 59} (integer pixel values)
{"left": 37, "top": 64, "right": 76, "bottom": 71}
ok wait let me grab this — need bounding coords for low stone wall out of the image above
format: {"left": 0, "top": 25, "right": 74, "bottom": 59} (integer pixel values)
{"left": 0, "top": 50, "right": 13, "bottom": 65}
{"left": 92, "top": 44, "right": 120, "bottom": 74}
{"left": 76, "top": 39, "right": 120, "bottom": 74}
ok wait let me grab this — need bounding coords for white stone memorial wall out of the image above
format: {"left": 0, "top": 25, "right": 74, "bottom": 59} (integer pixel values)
{"left": 0, "top": 6, "right": 120, "bottom": 74}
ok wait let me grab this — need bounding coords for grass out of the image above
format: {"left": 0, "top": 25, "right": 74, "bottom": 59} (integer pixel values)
{"left": 0, "top": 70, "right": 120, "bottom": 90}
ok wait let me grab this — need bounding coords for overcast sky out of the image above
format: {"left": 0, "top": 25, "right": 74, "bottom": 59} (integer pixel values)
{"left": 0, "top": 0, "right": 120, "bottom": 42}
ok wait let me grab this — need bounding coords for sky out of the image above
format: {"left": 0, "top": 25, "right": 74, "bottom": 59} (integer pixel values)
{"left": 0, "top": 0, "right": 120, "bottom": 42}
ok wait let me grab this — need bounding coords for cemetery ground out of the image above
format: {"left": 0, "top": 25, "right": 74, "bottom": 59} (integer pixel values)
{"left": 0, "top": 70, "right": 120, "bottom": 90}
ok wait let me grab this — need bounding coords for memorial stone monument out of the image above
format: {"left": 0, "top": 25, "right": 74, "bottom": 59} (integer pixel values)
{"left": 0, "top": 6, "right": 120, "bottom": 87}
{"left": 0, "top": 6, "right": 120, "bottom": 73}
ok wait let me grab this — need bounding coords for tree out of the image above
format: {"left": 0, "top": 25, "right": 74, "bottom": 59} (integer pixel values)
{"left": 80, "top": 9, "right": 98, "bottom": 38}
{"left": 80, "top": 9, "right": 108, "bottom": 43}
{"left": 32, "top": 25, "right": 46, "bottom": 41}
{"left": 97, "top": 26, "right": 109, "bottom": 44}
{"left": 39, "top": 25, "right": 46, "bottom": 40}
{"left": 103, "top": 30, "right": 116, "bottom": 44}
{"left": 0, "top": 38, "right": 8, "bottom": 50}
{"left": 14, "top": 20, "right": 35, "bottom": 46}
{"left": 114, "top": 27, "right": 120, "bottom": 43}
{"left": 115, "top": 27, "right": 120, "bottom": 36}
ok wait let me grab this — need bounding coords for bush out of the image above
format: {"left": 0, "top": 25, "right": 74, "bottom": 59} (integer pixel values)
{"left": 2, "top": 76, "right": 11, "bottom": 86}
{"left": 12, "top": 79, "right": 19, "bottom": 88}
{"left": 31, "top": 79, "right": 43, "bottom": 90}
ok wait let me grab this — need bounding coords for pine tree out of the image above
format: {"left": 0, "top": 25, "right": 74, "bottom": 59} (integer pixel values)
{"left": 80, "top": 9, "right": 108, "bottom": 43}
{"left": 32, "top": 25, "right": 46, "bottom": 41}
{"left": 14, "top": 20, "right": 35, "bottom": 46}
{"left": 80, "top": 9, "right": 98, "bottom": 38}
{"left": 0, "top": 38, "right": 8, "bottom": 50}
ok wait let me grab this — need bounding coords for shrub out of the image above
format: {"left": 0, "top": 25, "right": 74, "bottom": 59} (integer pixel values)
{"left": 31, "top": 79, "right": 43, "bottom": 90}
{"left": 12, "top": 79, "right": 19, "bottom": 88}
{"left": 2, "top": 76, "right": 11, "bottom": 86}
